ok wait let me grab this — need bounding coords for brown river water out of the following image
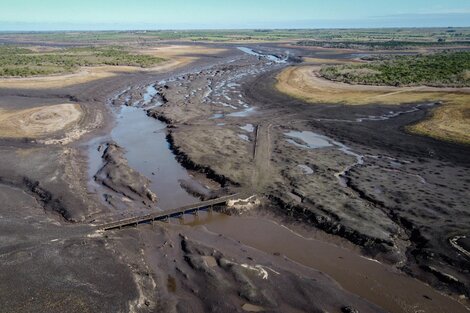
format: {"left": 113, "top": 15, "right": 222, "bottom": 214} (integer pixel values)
{"left": 177, "top": 211, "right": 469, "bottom": 313}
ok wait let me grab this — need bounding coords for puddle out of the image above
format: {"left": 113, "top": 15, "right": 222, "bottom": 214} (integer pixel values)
{"left": 286, "top": 139, "right": 309, "bottom": 149}
{"left": 238, "top": 134, "right": 250, "bottom": 142}
{"left": 210, "top": 113, "right": 224, "bottom": 119}
{"left": 240, "top": 124, "right": 255, "bottom": 133}
{"left": 285, "top": 131, "right": 332, "bottom": 149}
{"left": 298, "top": 165, "right": 314, "bottom": 174}
{"left": 167, "top": 275, "right": 177, "bottom": 293}
{"left": 110, "top": 106, "right": 200, "bottom": 209}
{"left": 178, "top": 212, "right": 468, "bottom": 313}
{"left": 237, "top": 47, "right": 287, "bottom": 63}
{"left": 219, "top": 102, "right": 237, "bottom": 109}
{"left": 237, "top": 47, "right": 263, "bottom": 57}
{"left": 227, "top": 107, "right": 256, "bottom": 117}
{"left": 285, "top": 130, "right": 364, "bottom": 187}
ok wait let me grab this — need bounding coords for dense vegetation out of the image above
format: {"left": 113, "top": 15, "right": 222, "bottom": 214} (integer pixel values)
{"left": 297, "top": 40, "right": 470, "bottom": 50}
{"left": 2, "top": 28, "right": 470, "bottom": 44}
{"left": 0, "top": 46, "right": 164, "bottom": 77}
{"left": 320, "top": 51, "right": 470, "bottom": 87}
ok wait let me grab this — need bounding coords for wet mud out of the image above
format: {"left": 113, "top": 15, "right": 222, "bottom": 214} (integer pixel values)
{"left": 0, "top": 42, "right": 469, "bottom": 313}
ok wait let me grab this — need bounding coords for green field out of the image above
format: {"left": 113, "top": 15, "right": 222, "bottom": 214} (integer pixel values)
{"left": 319, "top": 51, "right": 470, "bottom": 87}
{"left": 2, "top": 28, "right": 470, "bottom": 44}
{"left": 297, "top": 40, "right": 470, "bottom": 50}
{"left": 0, "top": 46, "right": 164, "bottom": 77}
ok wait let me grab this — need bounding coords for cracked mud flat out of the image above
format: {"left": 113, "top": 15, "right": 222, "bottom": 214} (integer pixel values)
{"left": 0, "top": 42, "right": 469, "bottom": 313}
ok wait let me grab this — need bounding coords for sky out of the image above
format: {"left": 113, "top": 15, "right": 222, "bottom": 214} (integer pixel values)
{"left": 0, "top": 0, "right": 469, "bottom": 31}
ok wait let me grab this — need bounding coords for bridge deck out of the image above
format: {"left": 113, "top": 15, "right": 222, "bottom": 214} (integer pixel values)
{"left": 97, "top": 193, "right": 245, "bottom": 231}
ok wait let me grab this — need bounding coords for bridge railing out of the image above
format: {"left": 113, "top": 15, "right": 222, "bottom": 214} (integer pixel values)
{"left": 97, "top": 193, "right": 246, "bottom": 231}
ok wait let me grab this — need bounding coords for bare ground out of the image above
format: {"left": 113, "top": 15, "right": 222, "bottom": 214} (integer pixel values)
{"left": 276, "top": 64, "right": 470, "bottom": 144}
{"left": 0, "top": 42, "right": 469, "bottom": 313}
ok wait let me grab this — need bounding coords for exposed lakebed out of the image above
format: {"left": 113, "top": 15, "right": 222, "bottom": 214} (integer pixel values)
{"left": 85, "top": 49, "right": 469, "bottom": 313}
{"left": 93, "top": 89, "right": 468, "bottom": 313}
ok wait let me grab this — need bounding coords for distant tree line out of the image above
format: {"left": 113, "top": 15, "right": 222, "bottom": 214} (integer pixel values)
{"left": 297, "top": 40, "right": 470, "bottom": 50}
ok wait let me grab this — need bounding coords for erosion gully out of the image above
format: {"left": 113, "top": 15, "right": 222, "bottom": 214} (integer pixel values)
{"left": 86, "top": 47, "right": 468, "bottom": 313}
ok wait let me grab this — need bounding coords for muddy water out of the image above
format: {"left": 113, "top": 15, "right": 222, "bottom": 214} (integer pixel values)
{"left": 285, "top": 130, "right": 364, "bottom": 187}
{"left": 142, "top": 84, "right": 158, "bottom": 105}
{"left": 285, "top": 130, "right": 332, "bottom": 149}
{"left": 110, "top": 106, "right": 200, "bottom": 209}
{"left": 178, "top": 212, "right": 469, "bottom": 313}
{"left": 227, "top": 106, "right": 256, "bottom": 117}
{"left": 237, "top": 47, "right": 287, "bottom": 63}
{"left": 298, "top": 164, "right": 314, "bottom": 174}
{"left": 240, "top": 124, "right": 255, "bottom": 133}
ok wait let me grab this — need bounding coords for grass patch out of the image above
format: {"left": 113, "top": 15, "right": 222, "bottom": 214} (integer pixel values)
{"left": 276, "top": 65, "right": 470, "bottom": 144}
{"left": 297, "top": 40, "right": 470, "bottom": 50}
{"left": 0, "top": 46, "right": 165, "bottom": 77}
{"left": 320, "top": 51, "right": 470, "bottom": 87}
{"left": 2, "top": 28, "right": 470, "bottom": 44}
{"left": 408, "top": 97, "right": 470, "bottom": 145}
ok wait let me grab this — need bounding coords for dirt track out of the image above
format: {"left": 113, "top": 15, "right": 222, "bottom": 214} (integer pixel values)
{"left": 251, "top": 124, "right": 273, "bottom": 192}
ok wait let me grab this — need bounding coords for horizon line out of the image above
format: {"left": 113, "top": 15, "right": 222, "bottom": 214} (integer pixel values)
{"left": 1, "top": 26, "right": 470, "bottom": 33}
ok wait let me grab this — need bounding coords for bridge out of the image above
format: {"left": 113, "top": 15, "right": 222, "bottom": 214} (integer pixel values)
{"left": 97, "top": 193, "right": 247, "bottom": 231}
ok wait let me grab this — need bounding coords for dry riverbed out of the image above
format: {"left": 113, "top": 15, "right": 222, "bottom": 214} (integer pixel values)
{"left": 0, "top": 42, "right": 469, "bottom": 313}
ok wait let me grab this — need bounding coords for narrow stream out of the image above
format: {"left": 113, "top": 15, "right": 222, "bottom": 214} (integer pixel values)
{"left": 237, "top": 47, "right": 287, "bottom": 63}
{"left": 315, "top": 103, "right": 436, "bottom": 123}
{"left": 142, "top": 84, "right": 158, "bottom": 105}
{"left": 88, "top": 89, "right": 202, "bottom": 211}
{"left": 110, "top": 105, "right": 200, "bottom": 209}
